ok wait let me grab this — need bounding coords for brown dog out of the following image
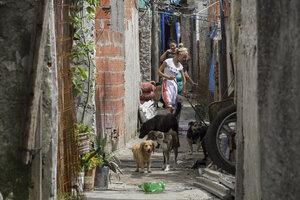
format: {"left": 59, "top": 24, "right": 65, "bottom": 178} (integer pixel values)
{"left": 132, "top": 140, "right": 155, "bottom": 173}
{"left": 187, "top": 121, "right": 208, "bottom": 159}
{"left": 147, "top": 129, "right": 179, "bottom": 171}
{"left": 153, "top": 85, "right": 162, "bottom": 108}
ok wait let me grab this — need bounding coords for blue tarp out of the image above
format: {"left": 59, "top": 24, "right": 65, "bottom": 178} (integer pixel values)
{"left": 160, "top": 14, "right": 179, "bottom": 54}
{"left": 206, "top": 25, "right": 218, "bottom": 38}
{"left": 175, "top": 22, "right": 179, "bottom": 44}
{"left": 160, "top": 13, "right": 166, "bottom": 55}
{"left": 208, "top": 54, "right": 214, "bottom": 92}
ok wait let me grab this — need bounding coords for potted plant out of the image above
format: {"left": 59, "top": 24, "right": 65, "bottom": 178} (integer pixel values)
{"left": 81, "top": 152, "right": 103, "bottom": 190}
{"left": 74, "top": 123, "right": 92, "bottom": 155}
{"left": 90, "top": 134, "right": 123, "bottom": 189}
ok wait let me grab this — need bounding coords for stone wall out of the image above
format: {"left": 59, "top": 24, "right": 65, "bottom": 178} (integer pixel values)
{"left": 74, "top": 2, "right": 96, "bottom": 134}
{"left": 139, "top": 12, "right": 152, "bottom": 82}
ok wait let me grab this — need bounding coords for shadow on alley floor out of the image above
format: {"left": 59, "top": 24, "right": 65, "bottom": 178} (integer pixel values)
{"left": 85, "top": 98, "right": 219, "bottom": 200}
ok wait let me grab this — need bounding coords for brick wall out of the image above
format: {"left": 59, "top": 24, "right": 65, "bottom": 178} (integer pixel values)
{"left": 95, "top": 0, "right": 125, "bottom": 138}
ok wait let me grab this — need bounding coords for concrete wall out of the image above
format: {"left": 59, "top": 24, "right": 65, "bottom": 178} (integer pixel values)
{"left": 124, "top": 0, "right": 140, "bottom": 144}
{"left": 257, "top": 1, "right": 300, "bottom": 199}
{"left": 196, "top": 1, "right": 211, "bottom": 98}
{"left": 235, "top": 0, "right": 259, "bottom": 198}
{"left": 236, "top": 0, "right": 300, "bottom": 199}
{"left": 0, "top": 1, "right": 58, "bottom": 199}
{"left": 0, "top": 1, "right": 34, "bottom": 197}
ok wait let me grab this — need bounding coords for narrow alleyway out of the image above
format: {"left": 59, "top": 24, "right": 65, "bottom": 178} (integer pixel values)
{"left": 85, "top": 98, "right": 218, "bottom": 200}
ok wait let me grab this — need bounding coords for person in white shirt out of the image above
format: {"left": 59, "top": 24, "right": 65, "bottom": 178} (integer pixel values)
{"left": 157, "top": 47, "right": 188, "bottom": 114}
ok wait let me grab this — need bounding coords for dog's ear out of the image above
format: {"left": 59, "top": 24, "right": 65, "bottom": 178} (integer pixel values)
{"left": 151, "top": 140, "right": 155, "bottom": 153}
{"left": 154, "top": 131, "right": 162, "bottom": 137}
{"left": 188, "top": 121, "right": 194, "bottom": 126}
{"left": 147, "top": 131, "right": 155, "bottom": 140}
{"left": 140, "top": 141, "right": 146, "bottom": 151}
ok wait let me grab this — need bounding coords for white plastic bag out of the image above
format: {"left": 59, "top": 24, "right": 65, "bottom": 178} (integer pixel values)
{"left": 139, "top": 100, "right": 157, "bottom": 121}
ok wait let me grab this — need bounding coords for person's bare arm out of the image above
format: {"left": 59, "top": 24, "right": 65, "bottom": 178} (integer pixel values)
{"left": 157, "top": 62, "right": 175, "bottom": 80}
{"left": 180, "top": 70, "right": 186, "bottom": 96}
{"left": 160, "top": 50, "right": 170, "bottom": 62}
{"left": 185, "top": 72, "right": 197, "bottom": 86}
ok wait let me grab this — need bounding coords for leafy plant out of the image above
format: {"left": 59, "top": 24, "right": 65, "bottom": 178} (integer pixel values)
{"left": 74, "top": 123, "right": 91, "bottom": 134}
{"left": 71, "top": 0, "right": 99, "bottom": 124}
{"left": 85, "top": 134, "right": 123, "bottom": 174}
{"left": 56, "top": 192, "right": 69, "bottom": 200}
{"left": 81, "top": 152, "right": 103, "bottom": 171}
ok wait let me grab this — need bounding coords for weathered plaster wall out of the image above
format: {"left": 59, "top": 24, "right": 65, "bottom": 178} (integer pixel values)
{"left": 236, "top": 0, "right": 300, "bottom": 199}
{"left": 197, "top": 2, "right": 211, "bottom": 98}
{"left": 230, "top": 0, "right": 243, "bottom": 198}
{"left": 41, "top": 3, "right": 58, "bottom": 199}
{"left": 139, "top": 12, "right": 152, "bottom": 82}
{"left": 0, "top": 1, "right": 58, "bottom": 199}
{"left": 124, "top": 0, "right": 140, "bottom": 144}
{"left": 0, "top": 1, "right": 34, "bottom": 198}
{"left": 257, "top": 1, "right": 300, "bottom": 199}
{"left": 236, "top": 0, "right": 259, "bottom": 199}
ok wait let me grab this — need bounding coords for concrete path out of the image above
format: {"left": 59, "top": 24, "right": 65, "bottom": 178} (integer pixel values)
{"left": 85, "top": 98, "right": 218, "bottom": 200}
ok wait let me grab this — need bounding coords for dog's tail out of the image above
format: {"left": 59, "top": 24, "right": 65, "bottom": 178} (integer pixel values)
{"left": 174, "top": 102, "right": 182, "bottom": 119}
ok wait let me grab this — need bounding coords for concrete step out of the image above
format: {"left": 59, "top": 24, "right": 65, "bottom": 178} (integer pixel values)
{"left": 202, "top": 168, "right": 222, "bottom": 182}
{"left": 219, "top": 174, "right": 235, "bottom": 190}
{"left": 194, "top": 177, "right": 232, "bottom": 200}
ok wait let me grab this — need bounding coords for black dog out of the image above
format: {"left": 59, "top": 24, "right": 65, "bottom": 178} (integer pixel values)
{"left": 186, "top": 121, "right": 208, "bottom": 159}
{"left": 139, "top": 103, "right": 181, "bottom": 147}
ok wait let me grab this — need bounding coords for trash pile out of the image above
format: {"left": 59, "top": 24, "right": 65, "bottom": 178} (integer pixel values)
{"left": 139, "top": 100, "right": 157, "bottom": 123}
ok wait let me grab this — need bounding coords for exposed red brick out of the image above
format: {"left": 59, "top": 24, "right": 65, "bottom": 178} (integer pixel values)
{"left": 96, "top": 45, "right": 124, "bottom": 57}
{"left": 95, "top": 19, "right": 111, "bottom": 30}
{"left": 95, "top": 71, "right": 124, "bottom": 85}
{"left": 96, "top": 58, "right": 124, "bottom": 71}
{"left": 96, "top": 111, "right": 124, "bottom": 130}
{"left": 96, "top": 85, "right": 124, "bottom": 100}
{"left": 119, "top": 33, "right": 124, "bottom": 43}
{"left": 99, "top": 0, "right": 110, "bottom": 7}
{"left": 125, "top": 9, "right": 131, "bottom": 20}
{"left": 96, "top": 99, "right": 124, "bottom": 114}
{"left": 124, "top": 0, "right": 131, "bottom": 8}
{"left": 109, "top": 31, "right": 114, "bottom": 44}
{"left": 95, "top": 8, "right": 111, "bottom": 19}
{"left": 103, "top": 30, "right": 109, "bottom": 42}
